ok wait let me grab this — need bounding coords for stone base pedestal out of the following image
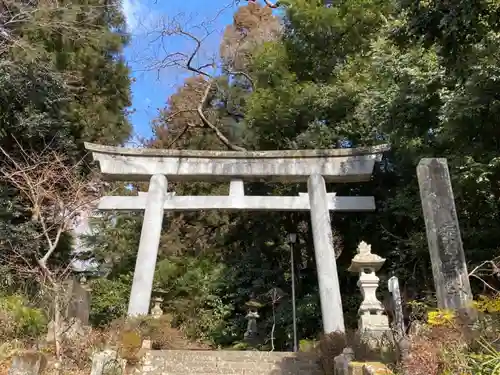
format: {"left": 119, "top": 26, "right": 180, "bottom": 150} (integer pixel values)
{"left": 357, "top": 313, "right": 393, "bottom": 356}
{"left": 358, "top": 313, "right": 390, "bottom": 335}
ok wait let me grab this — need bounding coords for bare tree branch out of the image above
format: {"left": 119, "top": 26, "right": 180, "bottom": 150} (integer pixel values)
{"left": 146, "top": 19, "right": 248, "bottom": 151}
{"left": 243, "top": 0, "right": 280, "bottom": 8}
{"left": 166, "top": 125, "right": 190, "bottom": 148}
{"left": 0, "top": 140, "right": 105, "bottom": 368}
{"left": 0, "top": 142, "right": 101, "bottom": 276}
{"left": 227, "top": 69, "right": 255, "bottom": 89}
{"left": 468, "top": 256, "right": 500, "bottom": 294}
{"left": 196, "top": 79, "right": 246, "bottom": 151}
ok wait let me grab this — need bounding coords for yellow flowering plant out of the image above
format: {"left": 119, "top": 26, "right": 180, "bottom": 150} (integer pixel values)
{"left": 473, "top": 295, "right": 500, "bottom": 313}
{"left": 427, "top": 309, "right": 456, "bottom": 327}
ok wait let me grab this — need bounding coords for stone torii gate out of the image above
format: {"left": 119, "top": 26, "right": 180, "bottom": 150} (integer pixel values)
{"left": 85, "top": 143, "right": 388, "bottom": 334}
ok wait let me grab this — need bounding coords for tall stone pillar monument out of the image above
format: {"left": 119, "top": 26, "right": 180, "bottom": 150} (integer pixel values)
{"left": 417, "top": 158, "right": 473, "bottom": 311}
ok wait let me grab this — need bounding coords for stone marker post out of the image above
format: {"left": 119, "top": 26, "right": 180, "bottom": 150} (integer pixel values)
{"left": 417, "top": 158, "right": 473, "bottom": 311}
{"left": 308, "top": 174, "right": 345, "bottom": 333}
{"left": 90, "top": 350, "right": 125, "bottom": 375}
{"left": 8, "top": 352, "right": 47, "bottom": 375}
{"left": 128, "top": 174, "right": 168, "bottom": 316}
{"left": 388, "top": 276, "right": 405, "bottom": 338}
{"left": 65, "top": 278, "right": 91, "bottom": 325}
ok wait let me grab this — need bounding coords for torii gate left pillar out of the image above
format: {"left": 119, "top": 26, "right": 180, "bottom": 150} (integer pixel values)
{"left": 85, "top": 143, "right": 388, "bottom": 333}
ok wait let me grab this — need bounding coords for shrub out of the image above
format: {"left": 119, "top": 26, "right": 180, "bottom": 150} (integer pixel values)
{"left": 62, "top": 329, "right": 108, "bottom": 370}
{"left": 106, "top": 315, "right": 209, "bottom": 356}
{"left": 399, "top": 296, "right": 500, "bottom": 375}
{"left": 89, "top": 277, "right": 130, "bottom": 326}
{"left": 119, "top": 329, "right": 142, "bottom": 364}
{"left": 0, "top": 295, "right": 46, "bottom": 340}
{"left": 299, "top": 339, "right": 318, "bottom": 352}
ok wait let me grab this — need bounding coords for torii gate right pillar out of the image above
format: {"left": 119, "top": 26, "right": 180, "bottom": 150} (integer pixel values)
{"left": 308, "top": 174, "right": 344, "bottom": 333}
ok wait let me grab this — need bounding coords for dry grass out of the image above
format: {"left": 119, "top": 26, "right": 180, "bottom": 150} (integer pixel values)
{"left": 0, "top": 314, "right": 209, "bottom": 374}
{"left": 396, "top": 309, "right": 500, "bottom": 375}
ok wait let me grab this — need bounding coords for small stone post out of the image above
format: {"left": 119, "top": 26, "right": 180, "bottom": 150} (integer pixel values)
{"left": 417, "top": 158, "right": 473, "bottom": 311}
{"left": 128, "top": 174, "right": 168, "bottom": 316}
{"left": 348, "top": 242, "right": 390, "bottom": 337}
{"left": 90, "top": 350, "right": 125, "bottom": 375}
{"left": 333, "top": 347, "right": 355, "bottom": 375}
{"left": 308, "top": 173, "right": 345, "bottom": 334}
{"left": 388, "top": 276, "right": 405, "bottom": 339}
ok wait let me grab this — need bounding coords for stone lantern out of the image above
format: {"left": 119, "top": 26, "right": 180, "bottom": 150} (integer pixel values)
{"left": 151, "top": 297, "right": 163, "bottom": 319}
{"left": 79, "top": 275, "right": 92, "bottom": 292}
{"left": 244, "top": 299, "right": 263, "bottom": 345}
{"left": 348, "top": 241, "right": 390, "bottom": 336}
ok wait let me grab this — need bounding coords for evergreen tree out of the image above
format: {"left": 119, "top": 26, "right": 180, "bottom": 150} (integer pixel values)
{"left": 0, "top": 0, "right": 132, "bottom": 295}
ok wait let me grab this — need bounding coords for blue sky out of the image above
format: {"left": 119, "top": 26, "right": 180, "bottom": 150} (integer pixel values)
{"left": 121, "top": 0, "right": 240, "bottom": 142}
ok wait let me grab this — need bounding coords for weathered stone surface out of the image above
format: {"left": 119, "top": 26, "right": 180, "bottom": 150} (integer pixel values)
{"left": 65, "top": 278, "right": 91, "bottom": 325}
{"left": 90, "top": 349, "right": 126, "bottom": 375}
{"left": 417, "top": 158, "right": 473, "bottom": 310}
{"left": 132, "top": 350, "right": 322, "bottom": 375}
{"left": 141, "top": 340, "right": 152, "bottom": 349}
{"left": 308, "top": 174, "right": 344, "bottom": 334}
{"left": 85, "top": 142, "right": 388, "bottom": 182}
{"left": 333, "top": 347, "right": 355, "bottom": 375}
{"left": 98, "top": 194, "right": 376, "bottom": 212}
{"left": 45, "top": 317, "right": 88, "bottom": 343}
{"left": 387, "top": 276, "right": 404, "bottom": 339}
{"left": 128, "top": 174, "right": 168, "bottom": 316}
{"left": 348, "top": 242, "right": 390, "bottom": 337}
{"left": 8, "top": 352, "right": 47, "bottom": 375}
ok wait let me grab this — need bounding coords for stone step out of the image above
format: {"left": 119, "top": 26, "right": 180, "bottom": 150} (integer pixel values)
{"left": 135, "top": 350, "right": 323, "bottom": 375}
{"left": 149, "top": 364, "right": 321, "bottom": 372}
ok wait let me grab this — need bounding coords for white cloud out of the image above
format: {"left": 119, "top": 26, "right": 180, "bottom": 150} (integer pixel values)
{"left": 122, "top": 0, "right": 143, "bottom": 32}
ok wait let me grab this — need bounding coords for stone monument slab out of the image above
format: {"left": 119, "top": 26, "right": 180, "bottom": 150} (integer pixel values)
{"left": 417, "top": 158, "right": 473, "bottom": 311}
{"left": 8, "top": 352, "right": 47, "bottom": 375}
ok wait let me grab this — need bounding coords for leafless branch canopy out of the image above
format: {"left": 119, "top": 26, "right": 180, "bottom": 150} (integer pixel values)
{"left": 0, "top": 141, "right": 100, "bottom": 281}
{"left": 145, "top": 18, "right": 247, "bottom": 151}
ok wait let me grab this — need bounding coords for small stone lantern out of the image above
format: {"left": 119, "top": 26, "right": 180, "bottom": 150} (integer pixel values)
{"left": 244, "top": 299, "right": 263, "bottom": 344}
{"left": 79, "top": 275, "right": 92, "bottom": 292}
{"left": 151, "top": 297, "right": 163, "bottom": 319}
{"left": 348, "top": 241, "right": 390, "bottom": 336}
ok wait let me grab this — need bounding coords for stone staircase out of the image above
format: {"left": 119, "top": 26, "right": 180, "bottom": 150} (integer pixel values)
{"left": 135, "top": 350, "right": 324, "bottom": 375}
